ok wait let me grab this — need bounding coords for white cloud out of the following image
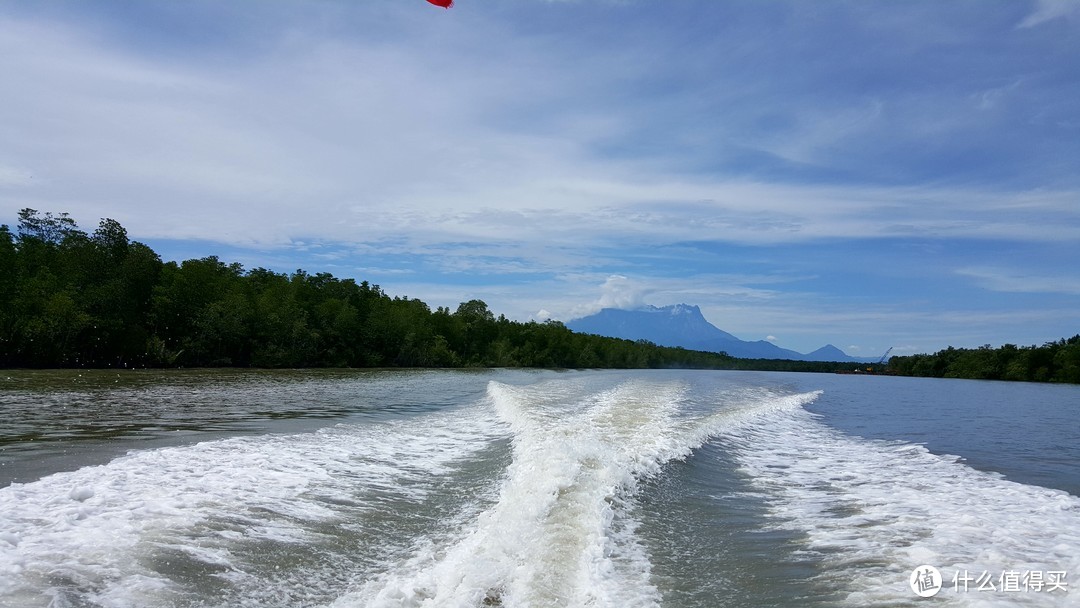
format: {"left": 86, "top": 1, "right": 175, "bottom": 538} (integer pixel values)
{"left": 956, "top": 267, "right": 1080, "bottom": 295}
{"left": 1018, "top": 0, "right": 1080, "bottom": 28}
{"left": 595, "top": 274, "right": 648, "bottom": 311}
{"left": 354, "top": 267, "right": 416, "bottom": 276}
{"left": 2, "top": 4, "right": 1078, "bottom": 356}
{"left": 0, "top": 164, "right": 34, "bottom": 188}
{"left": 3, "top": 10, "right": 1079, "bottom": 254}
{"left": 745, "top": 99, "right": 885, "bottom": 167}
{"left": 537, "top": 271, "right": 799, "bottom": 323}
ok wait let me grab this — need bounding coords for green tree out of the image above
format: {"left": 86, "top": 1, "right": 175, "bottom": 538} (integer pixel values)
{"left": 150, "top": 256, "right": 245, "bottom": 366}
{"left": 454, "top": 300, "right": 496, "bottom": 363}
{"left": 0, "top": 225, "right": 16, "bottom": 364}
{"left": 1053, "top": 337, "right": 1080, "bottom": 383}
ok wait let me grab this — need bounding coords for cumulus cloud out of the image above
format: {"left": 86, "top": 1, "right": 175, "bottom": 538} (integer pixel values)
{"left": 596, "top": 274, "right": 648, "bottom": 311}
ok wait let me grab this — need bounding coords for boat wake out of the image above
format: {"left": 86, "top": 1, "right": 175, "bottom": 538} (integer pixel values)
{"left": 337, "top": 379, "right": 820, "bottom": 608}
{"left": 714, "top": 400, "right": 1080, "bottom": 606}
{"left": 11, "top": 370, "right": 1043, "bottom": 607}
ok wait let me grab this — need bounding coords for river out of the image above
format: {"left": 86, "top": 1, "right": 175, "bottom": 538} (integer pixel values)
{"left": 1, "top": 369, "right": 1077, "bottom": 607}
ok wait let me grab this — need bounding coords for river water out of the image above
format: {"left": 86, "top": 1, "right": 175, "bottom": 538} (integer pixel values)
{"left": 1, "top": 369, "right": 1077, "bottom": 607}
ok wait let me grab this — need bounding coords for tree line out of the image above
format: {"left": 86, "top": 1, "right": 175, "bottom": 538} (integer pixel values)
{"left": 887, "top": 339, "right": 1080, "bottom": 383}
{"left": 1, "top": 209, "right": 743, "bottom": 370}
{"left": 6, "top": 209, "right": 1076, "bottom": 382}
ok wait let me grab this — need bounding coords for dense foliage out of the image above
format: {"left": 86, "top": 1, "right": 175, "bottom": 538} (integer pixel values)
{"left": 887, "top": 339, "right": 1080, "bottom": 383}
{"left": 8, "top": 209, "right": 1074, "bottom": 381}
{"left": 1, "top": 210, "right": 741, "bottom": 370}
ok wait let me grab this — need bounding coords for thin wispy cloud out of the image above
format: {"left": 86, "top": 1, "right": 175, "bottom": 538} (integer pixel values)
{"left": 956, "top": 267, "right": 1080, "bottom": 296}
{"left": 1018, "top": 0, "right": 1080, "bottom": 28}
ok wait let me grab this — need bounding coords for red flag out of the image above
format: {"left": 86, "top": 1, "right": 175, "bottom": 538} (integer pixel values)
{"left": 426, "top": 0, "right": 453, "bottom": 7}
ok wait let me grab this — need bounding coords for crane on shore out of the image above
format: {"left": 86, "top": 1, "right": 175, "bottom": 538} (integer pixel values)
{"left": 876, "top": 347, "right": 893, "bottom": 365}
{"left": 862, "top": 347, "right": 894, "bottom": 373}
{"left": 836, "top": 347, "right": 895, "bottom": 375}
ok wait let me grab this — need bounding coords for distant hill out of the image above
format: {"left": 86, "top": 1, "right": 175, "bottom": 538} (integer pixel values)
{"left": 567, "top": 304, "right": 868, "bottom": 362}
{"left": 802, "top": 344, "right": 857, "bottom": 362}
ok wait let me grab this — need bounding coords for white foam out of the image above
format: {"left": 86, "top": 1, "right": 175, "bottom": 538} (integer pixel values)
{"left": 335, "top": 379, "right": 814, "bottom": 608}
{"left": 68, "top": 486, "right": 95, "bottom": 502}
{"left": 333, "top": 380, "right": 663, "bottom": 607}
{"left": 15, "top": 372, "right": 1061, "bottom": 607}
{"left": 0, "top": 401, "right": 506, "bottom": 607}
{"left": 716, "top": 399, "right": 1080, "bottom": 606}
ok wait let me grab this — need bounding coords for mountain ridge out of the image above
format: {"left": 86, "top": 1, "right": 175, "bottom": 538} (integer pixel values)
{"left": 567, "top": 304, "right": 868, "bottom": 362}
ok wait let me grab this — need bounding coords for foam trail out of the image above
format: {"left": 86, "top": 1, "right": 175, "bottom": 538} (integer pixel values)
{"left": 0, "top": 402, "right": 505, "bottom": 608}
{"left": 338, "top": 379, "right": 705, "bottom": 608}
{"left": 717, "top": 400, "right": 1080, "bottom": 606}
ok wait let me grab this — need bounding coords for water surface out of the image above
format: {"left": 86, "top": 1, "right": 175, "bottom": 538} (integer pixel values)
{"left": 1, "top": 369, "right": 1076, "bottom": 607}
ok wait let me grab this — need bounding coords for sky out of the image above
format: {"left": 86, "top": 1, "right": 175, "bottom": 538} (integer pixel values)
{"left": 1, "top": 0, "right": 1079, "bottom": 357}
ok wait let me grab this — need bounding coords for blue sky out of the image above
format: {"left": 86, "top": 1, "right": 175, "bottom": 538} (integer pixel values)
{"left": 2, "top": 0, "right": 1078, "bottom": 356}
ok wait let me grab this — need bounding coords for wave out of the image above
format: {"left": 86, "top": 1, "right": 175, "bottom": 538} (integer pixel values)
{"left": 338, "top": 379, "right": 821, "bottom": 608}
{"left": 714, "top": 401, "right": 1080, "bottom": 606}
{"left": 11, "top": 370, "right": 1054, "bottom": 608}
{"left": 0, "top": 402, "right": 507, "bottom": 608}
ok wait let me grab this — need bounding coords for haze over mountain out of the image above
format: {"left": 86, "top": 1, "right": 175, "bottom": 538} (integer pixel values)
{"left": 567, "top": 304, "right": 870, "bottom": 362}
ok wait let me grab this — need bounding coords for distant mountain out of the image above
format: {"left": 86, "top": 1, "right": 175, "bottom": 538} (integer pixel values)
{"left": 802, "top": 344, "right": 856, "bottom": 362}
{"left": 565, "top": 304, "right": 738, "bottom": 345}
{"left": 567, "top": 304, "right": 867, "bottom": 362}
